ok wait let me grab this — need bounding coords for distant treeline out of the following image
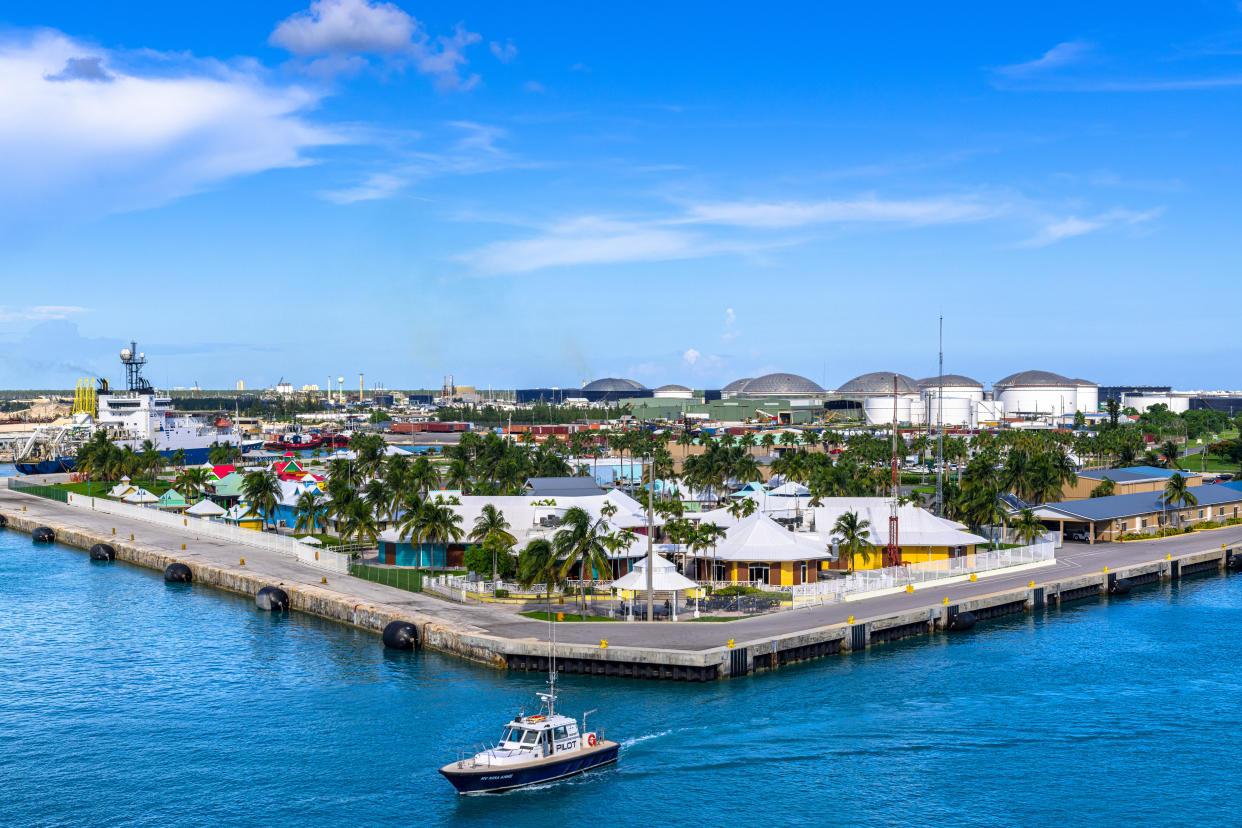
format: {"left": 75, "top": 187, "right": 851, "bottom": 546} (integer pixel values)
{"left": 436, "top": 403, "right": 632, "bottom": 427}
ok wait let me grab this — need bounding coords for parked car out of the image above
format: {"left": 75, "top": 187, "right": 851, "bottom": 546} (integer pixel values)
{"left": 1065, "top": 529, "right": 1090, "bottom": 542}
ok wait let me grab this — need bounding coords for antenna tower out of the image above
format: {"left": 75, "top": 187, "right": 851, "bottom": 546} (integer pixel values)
{"left": 935, "top": 316, "right": 945, "bottom": 517}
{"left": 885, "top": 375, "right": 903, "bottom": 568}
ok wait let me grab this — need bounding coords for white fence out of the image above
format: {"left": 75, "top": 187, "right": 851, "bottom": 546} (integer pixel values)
{"left": 789, "top": 540, "right": 1056, "bottom": 608}
{"left": 61, "top": 492, "right": 352, "bottom": 574}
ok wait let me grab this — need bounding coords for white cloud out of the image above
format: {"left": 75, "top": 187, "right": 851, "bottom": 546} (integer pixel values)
{"left": 680, "top": 196, "right": 996, "bottom": 228}
{"left": 1019, "top": 208, "right": 1162, "bottom": 247}
{"left": 725, "top": 308, "right": 735, "bottom": 325}
{"left": 0, "top": 305, "right": 90, "bottom": 322}
{"left": 523, "top": 80, "right": 546, "bottom": 93}
{"left": 271, "top": 0, "right": 482, "bottom": 89}
{"left": 0, "top": 31, "right": 341, "bottom": 224}
{"left": 490, "top": 39, "right": 517, "bottom": 63}
{"left": 320, "top": 121, "right": 516, "bottom": 203}
{"left": 459, "top": 217, "right": 706, "bottom": 273}
{"left": 683, "top": 348, "right": 700, "bottom": 365}
{"left": 996, "top": 41, "right": 1091, "bottom": 76}
{"left": 722, "top": 307, "right": 738, "bottom": 342}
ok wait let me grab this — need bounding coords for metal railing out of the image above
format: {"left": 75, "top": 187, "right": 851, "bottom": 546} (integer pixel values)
{"left": 349, "top": 564, "right": 424, "bottom": 592}
{"left": 789, "top": 540, "right": 1056, "bottom": 608}
{"left": 17, "top": 487, "right": 357, "bottom": 574}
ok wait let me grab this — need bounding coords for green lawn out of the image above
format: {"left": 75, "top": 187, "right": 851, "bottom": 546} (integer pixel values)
{"left": 520, "top": 610, "right": 617, "bottom": 622}
{"left": 54, "top": 479, "right": 174, "bottom": 497}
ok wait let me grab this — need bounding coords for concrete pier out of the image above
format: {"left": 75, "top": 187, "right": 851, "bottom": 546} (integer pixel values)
{"left": 3, "top": 487, "right": 1240, "bottom": 682}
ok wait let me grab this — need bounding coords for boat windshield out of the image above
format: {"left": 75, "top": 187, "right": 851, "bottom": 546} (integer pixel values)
{"left": 520, "top": 729, "right": 541, "bottom": 747}
{"left": 499, "top": 727, "right": 517, "bottom": 743}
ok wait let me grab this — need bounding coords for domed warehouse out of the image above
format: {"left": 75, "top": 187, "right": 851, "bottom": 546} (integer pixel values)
{"left": 835, "top": 372, "right": 920, "bottom": 425}
{"left": 993, "top": 370, "right": 1080, "bottom": 416}
{"left": 652, "top": 384, "right": 694, "bottom": 400}
{"left": 581, "top": 377, "right": 651, "bottom": 402}
{"left": 737, "top": 373, "right": 826, "bottom": 397}
{"left": 916, "top": 374, "right": 984, "bottom": 427}
{"left": 720, "top": 377, "right": 753, "bottom": 399}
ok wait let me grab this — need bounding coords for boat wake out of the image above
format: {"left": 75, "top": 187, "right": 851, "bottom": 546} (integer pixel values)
{"left": 621, "top": 730, "right": 671, "bottom": 749}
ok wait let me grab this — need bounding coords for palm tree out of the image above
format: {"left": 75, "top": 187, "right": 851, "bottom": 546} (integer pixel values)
{"left": 517, "top": 539, "right": 564, "bottom": 611}
{"left": 1090, "top": 477, "right": 1116, "bottom": 498}
{"left": 832, "top": 510, "right": 872, "bottom": 571}
{"left": 293, "top": 490, "right": 326, "bottom": 534}
{"left": 176, "top": 467, "right": 210, "bottom": 503}
{"left": 241, "top": 470, "right": 281, "bottom": 530}
{"left": 1162, "top": 473, "right": 1198, "bottom": 532}
{"left": 554, "top": 507, "right": 612, "bottom": 619}
{"left": 469, "top": 504, "right": 515, "bottom": 580}
{"left": 363, "top": 479, "right": 391, "bottom": 528}
{"left": 1160, "top": 439, "right": 1181, "bottom": 470}
{"left": 409, "top": 456, "right": 440, "bottom": 495}
{"left": 339, "top": 497, "right": 380, "bottom": 547}
{"left": 169, "top": 448, "right": 186, "bottom": 473}
{"left": 1009, "top": 508, "right": 1046, "bottom": 546}
{"left": 413, "top": 502, "right": 464, "bottom": 570}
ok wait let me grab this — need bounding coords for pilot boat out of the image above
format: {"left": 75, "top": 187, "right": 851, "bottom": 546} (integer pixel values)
{"left": 439, "top": 621, "right": 618, "bottom": 793}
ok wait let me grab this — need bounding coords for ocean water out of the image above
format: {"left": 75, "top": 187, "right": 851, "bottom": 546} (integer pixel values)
{"left": 1, "top": 528, "right": 1239, "bottom": 827}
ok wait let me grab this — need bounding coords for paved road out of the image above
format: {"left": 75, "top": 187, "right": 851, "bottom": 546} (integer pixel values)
{"left": 4, "top": 487, "right": 1240, "bottom": 653}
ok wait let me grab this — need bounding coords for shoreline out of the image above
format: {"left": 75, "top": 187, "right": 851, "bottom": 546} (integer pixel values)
{"left": 2, "top": 488, "right": 1239, "bottom": 681}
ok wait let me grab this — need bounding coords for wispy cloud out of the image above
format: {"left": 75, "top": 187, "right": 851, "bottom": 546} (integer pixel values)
{"left": 995, "top": 41, "right": 1091, "bottom": 77}
{"left": 271, "top": 0, "right": 483, "bottom": 89}
{"left": 0, "top": 30, "right": 343, "bottom": 226}
{"left": 1018, "top": 208, "right": 1163, "bottom": 247}
{"left": 490, "top": 39, "right": 517, "bottom": 63}
{"left": 320, "top": 121, "right": 519, "bottom": 204}
{"left": 0, "top": 305, "right": 90, "bottom": 322}
{"left": 679, "top": 196, "right": 998, "bottom": 228}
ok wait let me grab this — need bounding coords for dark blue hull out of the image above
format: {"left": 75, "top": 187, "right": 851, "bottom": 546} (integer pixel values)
{"left": 440, "top": 743, "right": 619, "bottom": 794}
{"left": 15, "top": 458, "right": 75, "bottom": 475}
{"left": 14, "top": 443, "right": 261, "bottom": 476}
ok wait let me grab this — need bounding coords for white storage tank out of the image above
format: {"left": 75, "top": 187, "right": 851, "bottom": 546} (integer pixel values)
{"left": 863, "top": 395, "right": 912, "bottom": 425}
{"left": 917, "top": 374, "right": 984, "bottom": 427}
{"left": 994, "top": 370, "right": 1078, "bottom": 417}
{"left": 1074, "top": 379, "right": 1099, "bottom": 414}
{"left": 837, "top": 372, "right": 920, "bottom": 425}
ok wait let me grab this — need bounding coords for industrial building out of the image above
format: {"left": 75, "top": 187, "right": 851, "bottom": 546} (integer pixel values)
{"left": 835, "top": 372, "right": 920, "bottom": 425}
{"left": 993, "top": 370, "right": 1098, "bottom": 417}
{"left": 720, "top": 373, "right": 825, "bottom": 398}
{"left": 652, "top": 384, "right": 694, "bottom": 399}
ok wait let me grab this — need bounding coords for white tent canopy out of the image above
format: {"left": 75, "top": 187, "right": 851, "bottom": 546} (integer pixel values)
{"left": 813, "top": 498, "right": 987, "bottom": 547}
{"left": 121, "top": 487, "right": 158, "bottom": 504}
{"left": 186, "top": 499, "right": 226, "bottom": 517}
{"left": 610, "top": 554, "right": 698, "bottom": 592}
{"left": 690, "top": 512, "right": 830, "bottom": 563}
{"left": 296, "top": 535, "right": 323, "bottom": 545}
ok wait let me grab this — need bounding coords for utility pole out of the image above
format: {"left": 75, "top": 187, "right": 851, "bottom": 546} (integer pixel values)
{"left": 646, "top": 443, "right": 655, "bottom": 622}
{"left": 935, "top": 315, "right": 945, "bottom": 517}
{"left": 886, "top": 375, "right": 902, "bottom": 568}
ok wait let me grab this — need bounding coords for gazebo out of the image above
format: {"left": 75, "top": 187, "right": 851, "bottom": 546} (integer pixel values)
{"left": 186, "top": 499, "right": 226, "bottom": 520}
{"left": 610, "top": 554, "right": 702, "bottom": 620}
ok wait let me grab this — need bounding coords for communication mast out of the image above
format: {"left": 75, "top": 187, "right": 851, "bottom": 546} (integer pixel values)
{"left": 885, "top": 374, "right": 903, "bottom": 568}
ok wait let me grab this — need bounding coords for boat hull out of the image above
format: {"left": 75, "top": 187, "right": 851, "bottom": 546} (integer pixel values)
{"left": 14, "top": 444, "right": 258, "bottom": 476}
{"left": 439, "top": 742, "right": 619, "bottom": 794}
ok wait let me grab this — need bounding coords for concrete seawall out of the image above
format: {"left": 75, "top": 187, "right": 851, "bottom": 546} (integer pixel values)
{"left": 2, "top": 496, "right": 1239, "bottom": 683}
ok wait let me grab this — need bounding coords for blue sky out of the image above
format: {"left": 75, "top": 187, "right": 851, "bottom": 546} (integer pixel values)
{"left": 1, "top": 1, "right": 1240, "bottom": 391}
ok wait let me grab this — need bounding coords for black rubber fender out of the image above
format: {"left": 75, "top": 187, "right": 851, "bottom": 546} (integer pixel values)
{"left": 382, "top": 620, "right": 419, "bottom": 650}
{"left": 948, "top": 610, "right": 977, "bottom": 632}
{"left": 0, "top": 514, "right": 8, "bottom": 528}
{"left": 164, "top": 562, "right": 193, "bottom": 583}
{"left": 255, "top": 585, "right": 290, "bottom": 612}
{"left": 89, "top": 543, "right": 116, "bottom": 561}
{"left": 1109, "top": 577, "right": 1132, "bottom": 596}
{"left": 32, "top": 526, "right": 55, "bottom": 543}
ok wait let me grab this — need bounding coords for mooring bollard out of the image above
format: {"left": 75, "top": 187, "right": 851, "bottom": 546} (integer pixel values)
{"left": 240, "top": 557, "right": 245, "bottom": 566}
{"left": 321, "top": 576, "right": 327, "bottom": 584}
{"left": 600, "top": 639, "right": 608, "bottom": 649}
{"left": 181, "top": 543, "right": 186, "bottom": 550}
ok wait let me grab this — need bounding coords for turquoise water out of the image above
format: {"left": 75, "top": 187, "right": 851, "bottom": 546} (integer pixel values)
{"left": 2, "top": 528, "right": 1240, "bottom": 827}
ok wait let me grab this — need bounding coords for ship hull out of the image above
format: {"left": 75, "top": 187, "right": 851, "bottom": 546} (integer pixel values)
{"left": 439, "top": 742, "right": 619, "bottom": 794}
{"left": 14, "top": 443, "right": 259, "bottom": 475}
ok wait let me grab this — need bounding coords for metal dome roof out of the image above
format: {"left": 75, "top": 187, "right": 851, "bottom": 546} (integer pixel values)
{"left": 916, "top": 374, "right": 983, "bottom": 390}
{"left": 1071, "top": 377, "right": 1098, "bottom": 387}
{"left": 837, "top": 372, "right": 919, "bottom": 394}
{"left": 653, "top": 384, "right": 691, "bottom": 392}
{"left": 722, "top": 377, "right": 753, "bottom": 393}
{"left": 739, "top": 373, "right": 825, "bottom": 394}
{"left": 994, "top": 370, "right": 1075, "bottom": 388}
{"left": 583, "top": 377, "right": 647, "bottom": 392}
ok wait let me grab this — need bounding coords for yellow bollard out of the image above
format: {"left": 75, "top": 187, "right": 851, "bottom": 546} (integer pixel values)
{"left": 181, "top": 543, "right": 186, "bottom": 550}
{"left": 183, "top": 519, "right": 187, "bottom": 526}
{"left": 130, "top": 534, "right": 134, "bottom": 541}
{"left": 847, "top": 615, "right": 854, "bottom": 624}
{"left": 727, "top": 638, "right": 735, "bottom": 648}
{"left": 321, "top": 577, "right": 327, "bottom": 584}
{"left": 112, "top": 528, "right": 115, "bottom": 535}
{"left": 600, "top": 639, "right": 608, "bottom": 649}
{"left": 942, "top": 597, "right": 949, "bottom": 605}
{"left": 240, "top": 557, "right": 245, "bottom": 566}
{"left": 22, "top": 506, "right": 26, "bottom": 511}
{"left": 905, "top": 584, "right": 914, "bottom": 593}
{"left": 1029, "top": 580, "right": 1035, "bottom": 588}
{"left": 1103, "top": 566, "right": 1108, "bottom": 573}
{"left": 969, "top": 573, "right": 977, "bottom": 582}
{"left": 556, "top": 612, "right": 564, "bottom": 622}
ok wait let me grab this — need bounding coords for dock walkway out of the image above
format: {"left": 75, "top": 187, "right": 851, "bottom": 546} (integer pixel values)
{"left": 3, "top": 487, "right": 1239, "bottom": 681}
